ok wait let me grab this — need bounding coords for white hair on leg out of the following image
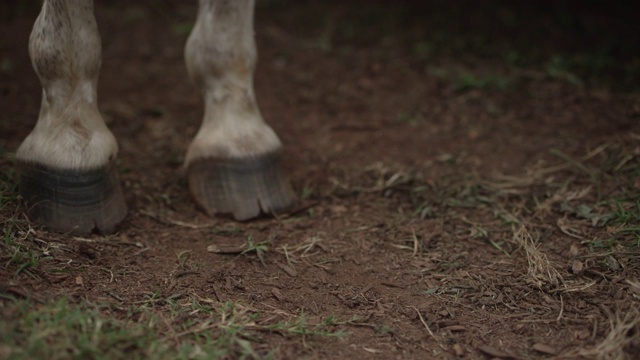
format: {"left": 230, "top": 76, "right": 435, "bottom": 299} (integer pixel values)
{"left": 18, "top": 0, "right": 117, "bottom": 170}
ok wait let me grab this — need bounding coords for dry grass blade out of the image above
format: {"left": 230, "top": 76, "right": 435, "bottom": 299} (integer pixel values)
{"left": 488, "top": 143, "right": 610, "bottom": 191}
{"left": 287, "top": 235, "right": 325, "bottom": 257}
{"left": 140, "top": 209, "right": 217, "bottom": 229}
{"left": 412, "top": 306, "right": 435, "bottom": 338}
{"left": 513, "top": 226, "right": 564, "bottom": 289}
{"left": 535, "top": 186, "right": 592, "bottom": 218}
{"left": 556, "top": 217, "right": 587, "bottom": 240}
{"left": 563, "top": 306, "right": 640, "bottom": 360}
{"left": 538, "top": 143, "right": 609, "bottom": 177}
{"left": 626, "top": 279, "right": 640, "bottom": 299}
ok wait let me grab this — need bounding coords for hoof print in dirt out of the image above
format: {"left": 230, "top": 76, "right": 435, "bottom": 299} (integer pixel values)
{"left": 18, "top": 161, "right": 127, "bottom": 235}
{"left": 187, "top": 151, "right": 296, "bottom": 221}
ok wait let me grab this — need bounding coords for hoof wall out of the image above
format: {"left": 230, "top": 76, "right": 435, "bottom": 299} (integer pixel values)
{"left": 188, "top": 151, "right": 296, "bottom": 221}
{"left": 18, "top": 161, "right": 127, "bottom": 235}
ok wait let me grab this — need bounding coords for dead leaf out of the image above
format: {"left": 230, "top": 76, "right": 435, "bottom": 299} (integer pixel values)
{"left": 478, "top": 345, "right": 518, "bottom": 359}
{"left": 531, "top": 343, "right": 557, "bottom": 355}
{"left": 444, "top": 325, "right": 467, "bottom": 332}
{"left": 277, "top": 262, "right": 298, "bottom": 277}
{"left": 207, "top": 243, "right": 247, "bottom": 254}
{"left": 271, "top": 287, "right": 284, "bottom": 302}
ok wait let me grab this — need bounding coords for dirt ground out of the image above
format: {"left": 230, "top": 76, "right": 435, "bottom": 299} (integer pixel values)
{"left": 1, "top": 1, "right": 640, "bottom": 359}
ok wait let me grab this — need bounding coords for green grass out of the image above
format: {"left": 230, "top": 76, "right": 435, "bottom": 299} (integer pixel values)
{"left": 241, "top": 235, "right": 269, "bottom": 266}
{"left": 594, "top": 199, "right": 640, "bottom": 249}
{"left": 1, "top": 299, "right": 166, "bottom": 360}
{"left": 404, "top": 141, "right": 640, "bottom": 262}
{"left": 0, "top": 152, "right": 42, "bottom": 279}
{"left": 0, "top": 296, "right": 348, "bottom": 360}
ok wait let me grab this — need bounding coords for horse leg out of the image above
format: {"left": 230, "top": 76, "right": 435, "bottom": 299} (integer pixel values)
{"left": 184, "top": 0, "right": 296, "bottom": 220}
{"left": 16, "top": 0, "right": 126, "bottom": 234}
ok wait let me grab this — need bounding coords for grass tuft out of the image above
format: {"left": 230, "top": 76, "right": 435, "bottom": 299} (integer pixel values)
{"left": 565, "top": 306, "right": 640, "bottom": 359}
{"left": 1, "top": 152, "right": 46, "bottom": 279}
{"left": 513, "top": 226, "right": 564, "bottom": 289}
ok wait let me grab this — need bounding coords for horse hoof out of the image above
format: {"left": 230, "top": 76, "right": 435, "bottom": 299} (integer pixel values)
{"left": 187, "top": 151, "right": 296, "bottom": 221}
{"left": 18, "top": 160, "right": 127, "bottom": 235}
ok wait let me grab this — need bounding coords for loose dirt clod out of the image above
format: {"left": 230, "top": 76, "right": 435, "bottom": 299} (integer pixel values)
{"left": 452, "top": 343, "right": 465, "bottom": 357}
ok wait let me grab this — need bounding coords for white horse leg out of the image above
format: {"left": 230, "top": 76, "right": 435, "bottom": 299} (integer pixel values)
{"left": 16, "top": 0, "right": 126, "bottom": 234}
{"left": 184, "top": 0, "right": 296, "bottom": 220}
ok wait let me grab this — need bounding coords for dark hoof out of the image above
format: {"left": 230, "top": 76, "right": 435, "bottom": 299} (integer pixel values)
{"left": 187, "top": 151, "right": 296, "bottom": 221}
{"left": 18, "top": 160, "right": 127, "bottom": 235}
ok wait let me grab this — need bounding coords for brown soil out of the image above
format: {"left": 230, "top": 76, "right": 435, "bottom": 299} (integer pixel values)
{"left": 2, "top": 1, "right": 640, "bottom": 359}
